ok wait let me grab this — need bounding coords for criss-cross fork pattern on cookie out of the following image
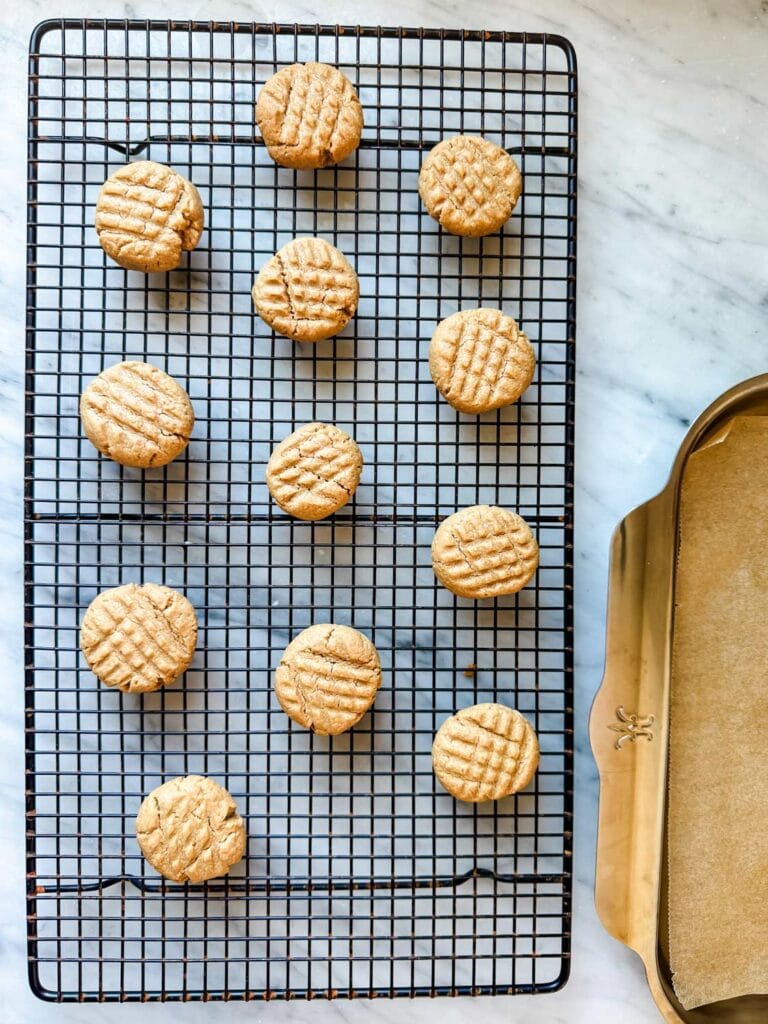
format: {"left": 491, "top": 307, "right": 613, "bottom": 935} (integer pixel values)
{"left": 256, "top": 62, "right": 363, "bottom": 169}
{"left": 275, "top": 624, "right": 382, "bottom": 735}
{"left": 95, "top": 160, "right": 204, "bottom": 272}
{"left": 429, "top": 309, "right": 536, "bottom": 413}
{"left": 432, "top": 505, "right": 539, "bottom": 599}
{"left": 253, "top": 236, "right": 359, "bottom": 342}
{"left": 266, "top": 422, "right": 362, "bottom": 520}
{"left": 432, "top": 703, "right": 539, "bottom": 803}
{"left": 135, "top": 775, "right": 246, "bottom": 883}
{"left": 80, "top": 360, "right": 194, "bottom": 469}
{"left": 419, "top": 135, "right": 522, "bottom": 237}
{"left": 80, "top": 583, "right": 198, "bottom": 694}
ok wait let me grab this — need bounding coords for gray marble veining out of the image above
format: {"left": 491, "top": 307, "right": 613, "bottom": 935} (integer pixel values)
{"left": 2, "top": 0, "right": 767, "bottom": 1022}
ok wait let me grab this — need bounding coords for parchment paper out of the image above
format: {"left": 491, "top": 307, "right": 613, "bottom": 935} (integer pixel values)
{"left": 670, "top": 414, "right": 768, "bottom": 1009}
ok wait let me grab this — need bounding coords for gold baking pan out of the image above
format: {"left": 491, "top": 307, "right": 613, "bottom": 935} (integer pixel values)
{"left": 590, "top": 374, "right": 768, "bottom": 1024}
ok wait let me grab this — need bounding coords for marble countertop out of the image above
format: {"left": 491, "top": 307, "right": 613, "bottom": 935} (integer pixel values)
{"left": 2, "top": 0, "right": 766, "bottom": 1021}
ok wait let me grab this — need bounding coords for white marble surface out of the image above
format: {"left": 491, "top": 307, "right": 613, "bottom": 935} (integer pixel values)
{"left": 2, "top": 0, "right": 767, "bottom": 1021}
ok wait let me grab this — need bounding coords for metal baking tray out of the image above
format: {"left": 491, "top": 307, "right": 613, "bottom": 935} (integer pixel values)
{"left": 591, "top": 375, "right": 768, "bottom": 1023}
{"left": 26, "top": 19, "right": 577, "bottom": 1001}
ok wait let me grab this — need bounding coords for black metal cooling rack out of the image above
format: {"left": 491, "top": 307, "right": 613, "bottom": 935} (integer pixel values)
{"left": 25, "top": 19, "right": 577, "bottom": 1002}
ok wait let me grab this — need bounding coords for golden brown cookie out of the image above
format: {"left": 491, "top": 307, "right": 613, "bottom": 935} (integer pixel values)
{"left": 432, "top": 703, "right": 539, "bottom": 802}
{"left": 95, "top": 160, "right": 204, "bottom": 272}
{"left": 80, "top": 360, "right": 194, "bottom": 469}
{"left": 432, "top": 505, "right": 538, "bottom": 599}
{"left": 80, "top": 583, "right": 198, "bottom": 694}
{"left": 252, "top": 236, "right": 359, "bottom": 342}
{"left": 136, "top": 775, "right": 246, "bottom": 883}
{"left": 255, "top": 62, "right": 363, "bottom": 169}
{"left": 418, "top": 135, "right": 522, "bottom": 237}
{"left": 275, "top": 623, "right": 381, "bottom": 735}
{"left": 429, "top": 308, "right": 535, "bottom": 413}
{"left": 266, "top": 421, "right": 362, "bottom": 521}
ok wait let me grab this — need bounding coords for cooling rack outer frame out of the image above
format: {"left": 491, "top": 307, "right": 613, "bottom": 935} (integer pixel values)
{"left": 25, "top": 18, "right": 577, "bottom": 1002}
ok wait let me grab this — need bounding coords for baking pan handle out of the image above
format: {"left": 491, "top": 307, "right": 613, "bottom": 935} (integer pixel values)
{"left": 590, "top": 494, "right": 672, "bottom": 958}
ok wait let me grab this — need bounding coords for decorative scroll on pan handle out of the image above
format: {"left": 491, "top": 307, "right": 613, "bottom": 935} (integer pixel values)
{"left": 608, "top": 706, "right": 655, "bottom": 750}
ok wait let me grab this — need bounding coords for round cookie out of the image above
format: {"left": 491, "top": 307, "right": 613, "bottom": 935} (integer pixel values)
{"left": 80, "top": 360, "right": 194, "bottom": 469}
{"left": 255, "top": 62, "right": 363, "bottom": 169}
{"left": 252, "top": 236, "right": 359, "bottom": 342}
{"left": 136, "top": 775, "right": 246, "bottom": 883}
{"left": 275, "top": 623, "right": 381, "bottom": 735}
{"left": 432, "top": 505, "right": 538, "bottom": 599}
{"left": 429, "top": 308, "right": 535, "bottom": 413}
{"left": 418, "top": 135, "right": 522, "bottom": 237}
{"left": 266, "top": 422, "right": 362, "bottom": 521}
{"left": 432, "top": 703, "right": 539, "bottom": 803}
{"left": 95, "top": 160, "right": 204, "bottom": 272}
{"left": 80, "top": 583, "right": 198, "bottom": 694}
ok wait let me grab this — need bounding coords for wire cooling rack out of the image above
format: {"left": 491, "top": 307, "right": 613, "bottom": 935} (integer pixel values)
{"left": 25, "top": 19, "right": 577, "bottom": 1002}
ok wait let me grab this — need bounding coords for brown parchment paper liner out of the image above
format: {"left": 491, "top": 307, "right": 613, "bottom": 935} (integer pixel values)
{"left": 669, "top": 415, "right": 768, "bottom": 1009}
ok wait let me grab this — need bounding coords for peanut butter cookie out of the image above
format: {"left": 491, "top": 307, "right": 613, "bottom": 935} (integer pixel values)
{"left": 136, "top": 775, "right": 246, "bottom": 883}
{"left": 275, "top": 623, "right": 381, "bottom": 735}
{"left": 252, "top": 236, "right": 359, "bottom": 342}
{"left": 432, "top": 505, "right": 538, "bottom": 599}
{"left": 80, "top": 583, "right": 198, "bottom": 694}
{"left": 418, "top": 135, "right": 522, "bottom": 237}
{"left": 95, "top": 160, "right": 204, "bottom": 272}
{"left": 432, "top": 703, "right": 539, "bottom": 802}
{"left": 429, "top": 308, "right": 535, "bottom": 413}
{"left": 80, "top": 360, "right": 194, "bottom": 469}
{"left": 266, "top": 421, "right": 362, "bottom": 521}
{"left": 256, "top": 62, "right": 363, "bottom": 169}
